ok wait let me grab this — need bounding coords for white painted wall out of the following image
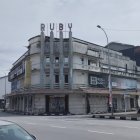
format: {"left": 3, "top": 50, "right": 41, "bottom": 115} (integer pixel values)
{"left": 29, "top": 36, "right": 40, "bottom": 45}
{"left": 73, "top": 42, "right": 87, "bottom": 54}
{"left": 34, "top": 95, "right": 45, "bottom": 113}
{"left": 72, "top": 71, "right": 88, "bottom": 89}
{"left": 30, "top": 42, "right": 40, "bottom": 55}
{"left": 30, "top": 54, "right": 40, "bottom": 70}
{"left": 101, "top": 49, "right": 136, "bottom": 70}
{"left": 0, "top": 76, "right": 11, "bottom": 99}
{"left": 31, "top": 71, "right": 40, "bottom": 85}
{"left": 69, "top": 94, "right": 86, "bottom": 114}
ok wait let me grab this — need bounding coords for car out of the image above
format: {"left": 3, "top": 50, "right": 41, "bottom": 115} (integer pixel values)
{"left": 0, "top": 120, "right": 36, "bottom": 140}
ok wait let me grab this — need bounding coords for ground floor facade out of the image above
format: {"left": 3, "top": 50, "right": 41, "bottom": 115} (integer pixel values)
{"left": 6, "top": 89, "right": 138, "bottom": 115}
{"left": 0, "top": 99, "right": 4, "bottom": 109}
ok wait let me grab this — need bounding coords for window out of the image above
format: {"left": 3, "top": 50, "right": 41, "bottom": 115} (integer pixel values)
{"left": 88, "top": 60, "right": 91, "bottom": 65}
{"left": 125, "top": 64, "right": 127, "bottom": 72}
{"left": 88, "top": 60, "right": 97, "bottom": 66}
{"left": 55, "top": 57, "right": 59, "bottom": 63}
{"left": 113, "top": 98, "right": 117, "bottom": 110}
{"left": 46, "top": 57, "right": 50, "bottom": 63}
{"left": 81, "top": 58, "right": 84, "bottom": 64}
{"left": 55, "top": 75, "right": 59, "bottom": 83}
{"left": 64, "top": 57, "right": 68, "bottom": 63}
{"left": 65, "top": 75, "right": 68, "bottom": 83}
{"left": 90, "top": 76, "right": 97, "bottom": 85}
{"left": 130, "top": 98, "right": 134, "bottom": 108}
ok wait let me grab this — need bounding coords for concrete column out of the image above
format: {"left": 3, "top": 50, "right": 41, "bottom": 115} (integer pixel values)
{"left": 69, "top": 30, "right": 73, "bottom": 89}
{"left": 59, "top": 31, "right": 64, "bottom": 89}
{"left": 50, "top": 30, "right": 54, "bottom": 89}
{"left": 19, "top": 97, "right": 21, "bottom": 111}
{"left": 17, "top": 97, "right": 19, "bottom": 111}
{"left": 22, "top": 96, "right": 25, "bottom": 112}
{"left": 40, "top": 24, "right": 46, "bottom": 87}
{"left": 13, "top": 97, "right": 15, "bottom": 110}
{"left": 12, "top": 97, "right": 13, "bottom": 110}
{"left": 27, "top": 96, "right": 29, "bottom": 113}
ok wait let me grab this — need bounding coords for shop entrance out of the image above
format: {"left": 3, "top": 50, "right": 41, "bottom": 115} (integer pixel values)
{"left": 46, "top": 95, "right": 68, "bottom": 114}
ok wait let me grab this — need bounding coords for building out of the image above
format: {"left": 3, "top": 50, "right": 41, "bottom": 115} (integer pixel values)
{"left": 6, "top": 24, "right": 140, "bottom": 115}
{"left": 0, "top": 76, "right": 11, "bottom": 109}
{"left": 108, "top": 42, "right": 140, "bottom": 67}
{"left": 107, "top": 42, "right": 140, "bottom": 108}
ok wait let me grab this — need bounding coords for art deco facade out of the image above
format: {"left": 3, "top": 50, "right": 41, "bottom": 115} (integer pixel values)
{"left": 7, "top": 24, "right": 140, "bottom": 115}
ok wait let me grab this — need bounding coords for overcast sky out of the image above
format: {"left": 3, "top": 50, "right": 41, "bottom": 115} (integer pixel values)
{"left": 1, "top": 0, "right": 140, "bottom": 76}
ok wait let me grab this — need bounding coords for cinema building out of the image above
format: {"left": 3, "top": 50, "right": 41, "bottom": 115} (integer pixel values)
{"left": 6, "top": 24, "right": 140, "bottom": 115}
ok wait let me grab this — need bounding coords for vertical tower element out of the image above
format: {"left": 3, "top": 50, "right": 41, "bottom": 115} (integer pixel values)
{"left": 24, "top": 56, "right": 31, "bottom": 88}
{"left": 40, "top": 24, "right": 46, "bottom": 87}
{"left": 50, "top": 23, "right": 54, "bottom": 89}
{"left": 59, "top": 25, "right": 64, "bottom": 89}
{"left": 68, "top": 23, "right": 73, "bottom": 89}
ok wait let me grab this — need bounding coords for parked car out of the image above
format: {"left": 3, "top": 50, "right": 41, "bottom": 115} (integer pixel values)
{"left": 0, "top": 120, "right": 36, "bottom": 140}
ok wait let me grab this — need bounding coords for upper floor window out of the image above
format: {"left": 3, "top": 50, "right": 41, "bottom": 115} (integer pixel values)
{"left": 55, "top": 57, "right": 59, "bottom": 63}
{"left": 46, "top": 57, "right": 50, "bottom": 63}
{"left": 88, "top": 59, "right": 97, "bottom": 66}
{"left": 81, "top": 58, "right": 84, "bottom": 65}
{"left": 64, "top": 57, "right": 69, "bottom": 63}
{"left": 88, "top": 60, "right": 91, "bottom": 65}
{"left": 65, "top": 75, "right": 68, "bottom": 83}
{"left": 55, "top": 75, "right": 59, "bottom": 83}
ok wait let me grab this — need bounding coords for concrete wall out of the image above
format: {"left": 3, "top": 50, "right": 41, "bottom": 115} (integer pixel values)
{"left": 29, "top": 36, "right": 40, "bottom": 46}
{"left": 34, "top": 95, "right": 45, "bottom": 113}
{"left": 30, "top": 54, "right": 40, "bottom": 71}
{"left": 31, "top": 71, "right": 40, "bottom": 85}
{"left": 73, "top": 42, "right": 87, "bottom": 54}
{"left": 101, "top": 48, "right": 136, "bottom": 70}
{"left": 30, "top": 42, "right": 40, "bottom": 55}
{"left": 73, "top": 71, "right": 88, "bottom": 89}
{"left": 69, "top": 94, "right": 86, "bottom": 114}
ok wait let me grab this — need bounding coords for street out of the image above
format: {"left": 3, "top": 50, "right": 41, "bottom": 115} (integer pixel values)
{"left": 0, "top": 111, "right": 140, "bottom": 140}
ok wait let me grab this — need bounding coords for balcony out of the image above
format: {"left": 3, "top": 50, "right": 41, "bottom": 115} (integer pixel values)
{"left": 101, "top": 67, "right": 137, "bottom": 78}
{"left": 73, "top": 63, "right": 101, "bottom": 72}
{"left": 87, "top": 50, "right": 99, "bottom": 58}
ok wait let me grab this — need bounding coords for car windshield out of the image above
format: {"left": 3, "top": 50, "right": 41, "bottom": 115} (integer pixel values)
{"left": 0, "top": 124, "right": 34, "bottom": 140}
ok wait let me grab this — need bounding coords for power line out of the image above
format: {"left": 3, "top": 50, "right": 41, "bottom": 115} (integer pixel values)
{"left": 104, "top": 28, "right": 140, "bottom": 32}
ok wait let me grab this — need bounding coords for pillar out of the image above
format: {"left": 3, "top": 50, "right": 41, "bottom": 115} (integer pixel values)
{"left": 59, "top": 30, "right": 64, "bottom": 89}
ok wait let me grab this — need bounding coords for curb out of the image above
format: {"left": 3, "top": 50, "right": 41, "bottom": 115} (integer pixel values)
{"left": 92, "top": 115, "right": 140, "bottom": 121}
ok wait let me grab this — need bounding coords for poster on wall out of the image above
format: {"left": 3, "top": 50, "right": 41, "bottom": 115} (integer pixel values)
{"left": 111, "top": 77, "right": 137, "bottom": 89}
{"left": 89, "top": 75, "right": 137, "bottom": 90}
{"left": 89, "top": 75, "right": 107, "bottom": 88}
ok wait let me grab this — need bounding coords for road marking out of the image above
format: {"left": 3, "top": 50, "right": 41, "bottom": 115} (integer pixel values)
{"left": 50, "top": 125, "right": 66, "bottom": 129}
{"left": 123, "top": 126, "right": 139, "bottom": 129}
{"left": 88, "top": 130, "right": 114, "bottom": 135}
{"left": 87, "top": 123, "right": 139, "bottom": 129}
{"left": 25, "top": 122, "right": 37, "bottom": 125}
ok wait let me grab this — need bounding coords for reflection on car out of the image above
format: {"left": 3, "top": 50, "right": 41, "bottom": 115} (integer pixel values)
{"left": 0, "top": 120, "right": 36, "bottom": 140}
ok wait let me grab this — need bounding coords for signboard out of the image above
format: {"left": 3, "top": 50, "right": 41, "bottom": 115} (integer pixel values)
{"left": 89, "top": 75, "right": 107, "bottom": 88}
{"left": 111, "top": 77, "right": 137, "bottom": 89}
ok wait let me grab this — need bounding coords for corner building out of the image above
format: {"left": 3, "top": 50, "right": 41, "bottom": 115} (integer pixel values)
{"left": 7, "top": 25, "right": 140, "bottom": 115}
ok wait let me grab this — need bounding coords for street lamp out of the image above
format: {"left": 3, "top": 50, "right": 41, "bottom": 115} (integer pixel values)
{"left": 4, "top": 73, "right": 6, "bottom": 111}
{"left": 97, "top": 25, "right": 113, "bottom": 116}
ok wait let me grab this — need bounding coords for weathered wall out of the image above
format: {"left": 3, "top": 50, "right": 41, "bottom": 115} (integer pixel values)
{"left": 69, "top": 94, "right": 86, "bottom": 114}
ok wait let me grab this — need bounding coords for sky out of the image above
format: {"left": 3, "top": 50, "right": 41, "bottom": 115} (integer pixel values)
{"left": 1, "top": 0, "right": 140, "bottom": 76}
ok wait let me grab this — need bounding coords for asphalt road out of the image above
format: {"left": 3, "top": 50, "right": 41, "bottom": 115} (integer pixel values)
{"left": 0, "top": 111, "right": 140, "bottom": 140}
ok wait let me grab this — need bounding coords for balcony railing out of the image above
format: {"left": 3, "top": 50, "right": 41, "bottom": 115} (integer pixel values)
{"left": 101, "top": 68, "right": 138, "bottom": 78}
{"left": 73, "top": 63, "right": 101, "bottom": 72}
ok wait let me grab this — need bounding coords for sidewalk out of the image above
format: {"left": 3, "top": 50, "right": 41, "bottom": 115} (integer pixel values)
{"left": 92, "top": 111, "right": 140, "bottom": 121}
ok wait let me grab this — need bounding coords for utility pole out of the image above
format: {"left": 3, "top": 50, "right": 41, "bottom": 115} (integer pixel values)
{"left": 97, "top": 25, "right": 113, "bottom": 116}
